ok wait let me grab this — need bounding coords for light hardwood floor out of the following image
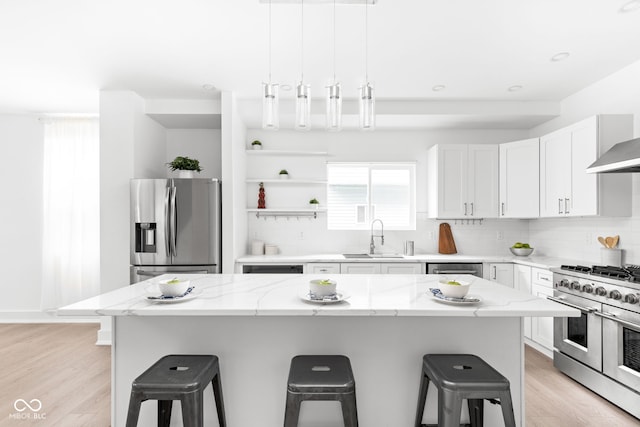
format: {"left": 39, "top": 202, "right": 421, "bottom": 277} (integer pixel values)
{"left": 0, "top": 324, "right": 638, "bottom": 426}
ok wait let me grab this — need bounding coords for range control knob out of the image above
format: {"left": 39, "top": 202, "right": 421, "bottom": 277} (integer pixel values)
{"left": 625, "top": 294, "right": 639, "bottom": 304}
{"left": 582, "top": 284, "right": 593, "bottom": 293}
{"left": 571, "top": 281, "right": 582, "bottom": 290}
{"left": 595, "top": 287, "right": 607, "bottom": 296}
{"left": 559, "top": 279, "right": 570, "bottom": 288}
{"left": 609, "top": 290, "right": 622, "bottom": 300}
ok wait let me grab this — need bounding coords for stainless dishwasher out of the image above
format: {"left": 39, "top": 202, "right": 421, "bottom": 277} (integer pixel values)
{"left": 426, "top": 263, "right": 483, "bottom": 277}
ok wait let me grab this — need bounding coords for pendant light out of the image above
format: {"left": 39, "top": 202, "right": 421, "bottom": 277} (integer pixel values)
{"left": 262, "top": 0, "right": 279, "bottom": 130}
{"left": 295, "top": 0, "right": 311, "bottom": 131}
{"left": 326, "top": 0, "right": 342, "bottom": 131}
{"left": 359, "top": 0, "right": 375, "bottom": 130}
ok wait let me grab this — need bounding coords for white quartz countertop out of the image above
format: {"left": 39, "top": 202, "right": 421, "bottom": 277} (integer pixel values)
{"left": 236, "top": 254, "right": 584, "bottom": 270}
{"left": 58, "top": 274, "right": 578, "bottom": 318}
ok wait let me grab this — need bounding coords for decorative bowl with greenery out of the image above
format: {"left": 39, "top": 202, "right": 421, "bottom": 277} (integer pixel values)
{"left": 309, "top": 198, "right": 320, "bottom": 208}
{"left": 167, "top": 156, "right": 202, "bottom": 172}
{"left": 251, "top": 140, "right": 262, "bottom": 150}
{"left": 279, "top": 169, "right": 289, "bottom": 179}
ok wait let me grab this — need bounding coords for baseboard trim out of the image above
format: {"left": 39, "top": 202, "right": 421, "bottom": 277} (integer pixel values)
{"left": 524, "top": 338, "right": 553, "bottom": 358}
{"left": 0, "top": 310, "right": 99, "bottom": 324}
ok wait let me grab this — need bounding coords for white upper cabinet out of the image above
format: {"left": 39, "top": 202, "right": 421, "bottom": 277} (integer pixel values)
{"left": 539, "top": 115, "right": 633, "bottom": 217}
{"left": 499, "top": 138, "right": 540, "bottom": 218}
{"left": 428, "top": 144, "right": 499, "bottom": 219}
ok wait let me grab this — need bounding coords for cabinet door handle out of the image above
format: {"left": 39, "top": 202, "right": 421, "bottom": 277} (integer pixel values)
{"left": 564, "top": 198, "right": 570, "bottom": 214}
{"left": 501, "top": 202, "right": 505, "bottom": 216}
{"left": 492, "top": 265, "right": 497, "bottom": 280}
{"left": 319, "top": 269, "right": 328, "bottom": 272}
{"left": 470, "top": 202, "right": 474, "bottom": 216}
{"left": 558, "top": 198, "right": 563, "bottom": 214}
{"left": 464, "top": 203, "right": 468, "bottom": 216}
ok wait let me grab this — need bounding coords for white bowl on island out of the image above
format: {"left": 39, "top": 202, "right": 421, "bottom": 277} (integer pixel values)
{"left": 309, "top": 279, "right": 337, "bottom": 297}
{"left": 438, "top": 279, "right": 471, "bottom": 299}
{"left": 158, "top": 278, "right": 191, "bottom": 297}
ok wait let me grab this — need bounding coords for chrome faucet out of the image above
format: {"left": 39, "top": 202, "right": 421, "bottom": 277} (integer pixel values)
{"left": 370, "top": 219, "right": 384, "bottom": 254}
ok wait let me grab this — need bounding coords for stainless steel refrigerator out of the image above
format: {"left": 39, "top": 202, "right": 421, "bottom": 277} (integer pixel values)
{"left": 130, "top": 178, "right": 221, "bottom": 283}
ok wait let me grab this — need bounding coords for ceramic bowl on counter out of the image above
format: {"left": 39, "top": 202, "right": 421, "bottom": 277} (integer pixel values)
{"left": 158, "top": 279, "right": 191, "bottom": 297}
{"left": 510, "top": 247, "right": 534, "bottom": 256}
{"left": 309, "top": 279, "right": 337, "bottom": 297}
{"left": 438, "top": 279, "right": 471, "bottom": 298}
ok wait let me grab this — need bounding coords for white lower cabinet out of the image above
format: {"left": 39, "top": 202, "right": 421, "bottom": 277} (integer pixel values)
{"left": 531, "top": 284, "right": 554, "bottom": 351}
{"left": 529, "top": 267, "right": 554, "bottom": 351}
{"left": 513, "top": 264, "right": 532, "bottom": 339}
{"left": 338, "top": 263, "right": 424, "bottom": 274}
{"left": 379, "top": 263, "right": 425, "bottom": 274}
{"left": 305, "top": 263, "right": 341, "bottom": 274}
{"left": 483, "top": 263, "right": 514, "bottom": 287}
{"left": 340, "top": 263, "right": 382, "bottom": 274}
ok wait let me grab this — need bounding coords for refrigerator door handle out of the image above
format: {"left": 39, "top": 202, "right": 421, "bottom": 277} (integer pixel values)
{"left": 164, "top": 186, "right": 171, "bottom": 256}
{"left": 170, "top": 185, "right": 177, "bottom": 256}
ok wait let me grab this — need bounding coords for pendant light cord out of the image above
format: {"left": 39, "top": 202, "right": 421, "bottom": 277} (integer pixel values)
{"left": 333, "top": 0, "right": 336, "bottom": 83}
{"left": 365, "top": 0, "right": 369, "bottom": 82}
{"left": 268, "top": 0, "right": 272, "bottom": 83}
{"left": 301, "top": 0, "right": 304, "bottom": 82}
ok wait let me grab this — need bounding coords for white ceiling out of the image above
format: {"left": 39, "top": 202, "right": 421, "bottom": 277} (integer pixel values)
{"left": 2, "top": 0, "right": 640, "bottom": 129}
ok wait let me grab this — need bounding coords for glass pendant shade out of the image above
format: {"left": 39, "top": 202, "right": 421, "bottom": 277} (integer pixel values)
{"left": 359, "top": 82, "right": 375, "bottom": 130}
{"left": 326, "top": 83, "right": 342, "bottom": 131}
{"left": 262, "top": 82, "right": 279, "bottom": 130}
{"left": 295, "top": 82, "right": 311, "bottom": 131}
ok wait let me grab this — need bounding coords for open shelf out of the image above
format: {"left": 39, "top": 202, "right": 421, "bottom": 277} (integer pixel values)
{"left": 246, "top": 150, "right": 328, "bottom": 156}
{"left": 246, "top": 208, "right": 326, "bottom": 219}
{"left": 246, "top": 179, "right": 327, "bottom": 185}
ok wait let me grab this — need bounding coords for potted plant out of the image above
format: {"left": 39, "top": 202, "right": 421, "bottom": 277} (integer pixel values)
{"left": 309, "top": 198, "right": 320, "bottom": 209}
{"left": 251, "top": 140, "right": 262, "bottom": 150}
{"left": 279, "top": 169, "right": 289, "bottom": 179}
{"left": 167, "top": 156, "right": 202, "bottom": 178}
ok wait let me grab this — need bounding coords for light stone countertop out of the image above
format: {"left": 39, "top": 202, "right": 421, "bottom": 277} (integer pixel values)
{"left": 57, "top": 273, "right": 579, "bottom": 318}
{"left": 236, "top": 254, "right": 584, "bottom": 270}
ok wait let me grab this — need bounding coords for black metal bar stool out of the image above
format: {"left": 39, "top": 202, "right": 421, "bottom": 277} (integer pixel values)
{"left": 126, "top": 354, "right": 226, "bottom": 427}
{"left": 414, "top": 354, "right": 516, "bottom": 427}
{"left": 284, "top": 355, "right": 359, "bottom": 427}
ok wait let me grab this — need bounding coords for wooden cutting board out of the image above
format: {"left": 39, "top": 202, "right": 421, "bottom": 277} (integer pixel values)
{"left": 438, "top": 222, "right": 457, "bottom": 254}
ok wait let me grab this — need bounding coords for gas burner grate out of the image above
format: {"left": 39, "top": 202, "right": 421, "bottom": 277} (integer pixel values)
{"left": 591, "top": 265, "right": 630, "bottom": 279}
{"left": 560, "top": 265, "right": 592, "bottom": 273}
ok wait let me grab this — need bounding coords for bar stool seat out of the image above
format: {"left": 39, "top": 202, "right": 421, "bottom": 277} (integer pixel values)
{"left": 126, "top": 354, "right": 226, "bottom": 427}
{"left": 284, "top": 355, "right": 358, "bottom": 427}
{"left": 414, "top": 354, "right": 516, "bottom": 427}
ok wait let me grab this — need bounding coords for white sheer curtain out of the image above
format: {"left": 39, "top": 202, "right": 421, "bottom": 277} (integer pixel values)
{"left": 41, "top": 117, "right": 100, "bottom": 311}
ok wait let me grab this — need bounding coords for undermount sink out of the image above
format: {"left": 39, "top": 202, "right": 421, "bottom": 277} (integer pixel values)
{"left": 342, "top": 253, "right": 404, "bottom": 259}
{"left": 370, "top": 253, "right": 404, "bottom": 258}
{"left": 342, "top": 253, "right": 372, "bottom": 258}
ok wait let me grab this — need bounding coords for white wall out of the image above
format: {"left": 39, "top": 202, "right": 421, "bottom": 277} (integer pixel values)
{"left": 245, "top": 129, "right": 531, "bottom": 256}
{"left": 0, "top": 115, "right": 43, "bottom": 313}
{"left": 166, "top": 129, "right": 222, "bottom": 179}
{"left": 528, "top": 59, "right": 640, "bottom": 265}
{"left": 221, "top": 92, "right": 248, "bottom": 273}
{"left": 100, "top": 91, "right": 166, "bottom": 293}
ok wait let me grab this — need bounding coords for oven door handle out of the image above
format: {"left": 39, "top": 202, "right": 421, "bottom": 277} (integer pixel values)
{"left": 594, "top": 311, "right": 640, "bottom": 330}
{"left": 432, "top": 270, "right": 479, "bottom": 275}
{"left": 546, "top": 296, "right": 596, "bottom": 314}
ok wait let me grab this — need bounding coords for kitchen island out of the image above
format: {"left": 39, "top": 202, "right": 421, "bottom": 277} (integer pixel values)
{"left": 58, "top": 274, "right": 578, "bottom": 427}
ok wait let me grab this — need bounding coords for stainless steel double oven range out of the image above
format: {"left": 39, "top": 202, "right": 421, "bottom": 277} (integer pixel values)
{"left": 551, "top": 265, "right": 640, "bottom": 419}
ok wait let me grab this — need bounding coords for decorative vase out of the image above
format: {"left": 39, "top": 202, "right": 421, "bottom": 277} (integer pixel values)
{"left": 257, "top": 182, "right": 266, "bottom": 209}
{"left": 178, "top": 170, "right": 195, "bottom": 178}
{"left": 279, "top": 174, "right": 289, "bottom": 180}
{"left": 310, "top": 203, "right": 319, "bottom": 210}
{"left": 252, "top": 145, "right": 262, "bottom": 150}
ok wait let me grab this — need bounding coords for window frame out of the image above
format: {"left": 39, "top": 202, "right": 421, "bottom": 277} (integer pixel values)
{"left": 326, "top": 162, "right": 416, "bottom": 231}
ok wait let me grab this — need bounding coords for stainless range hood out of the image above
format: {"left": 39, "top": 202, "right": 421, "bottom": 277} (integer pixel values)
{"left": 587, "top": 137, "right": 640, "bottom": 173}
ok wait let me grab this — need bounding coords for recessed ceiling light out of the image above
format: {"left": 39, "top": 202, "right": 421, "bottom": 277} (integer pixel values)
{"left": 281, "top": 84, "right": 293, "bottom": 91}
{"left": 202, "top": 84, "right": 217, "bottom": 91}
{"left": 432, "top": 85, "right": 446, "bottom": 92}
{"left": 550, "top": 52, "right": 570, "bottom": 62}
{"left": 508, "top": 85, "right": 523, "bottom": 92}
{"left": 619, "top": 0, "right": 640, "bottom": 13}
